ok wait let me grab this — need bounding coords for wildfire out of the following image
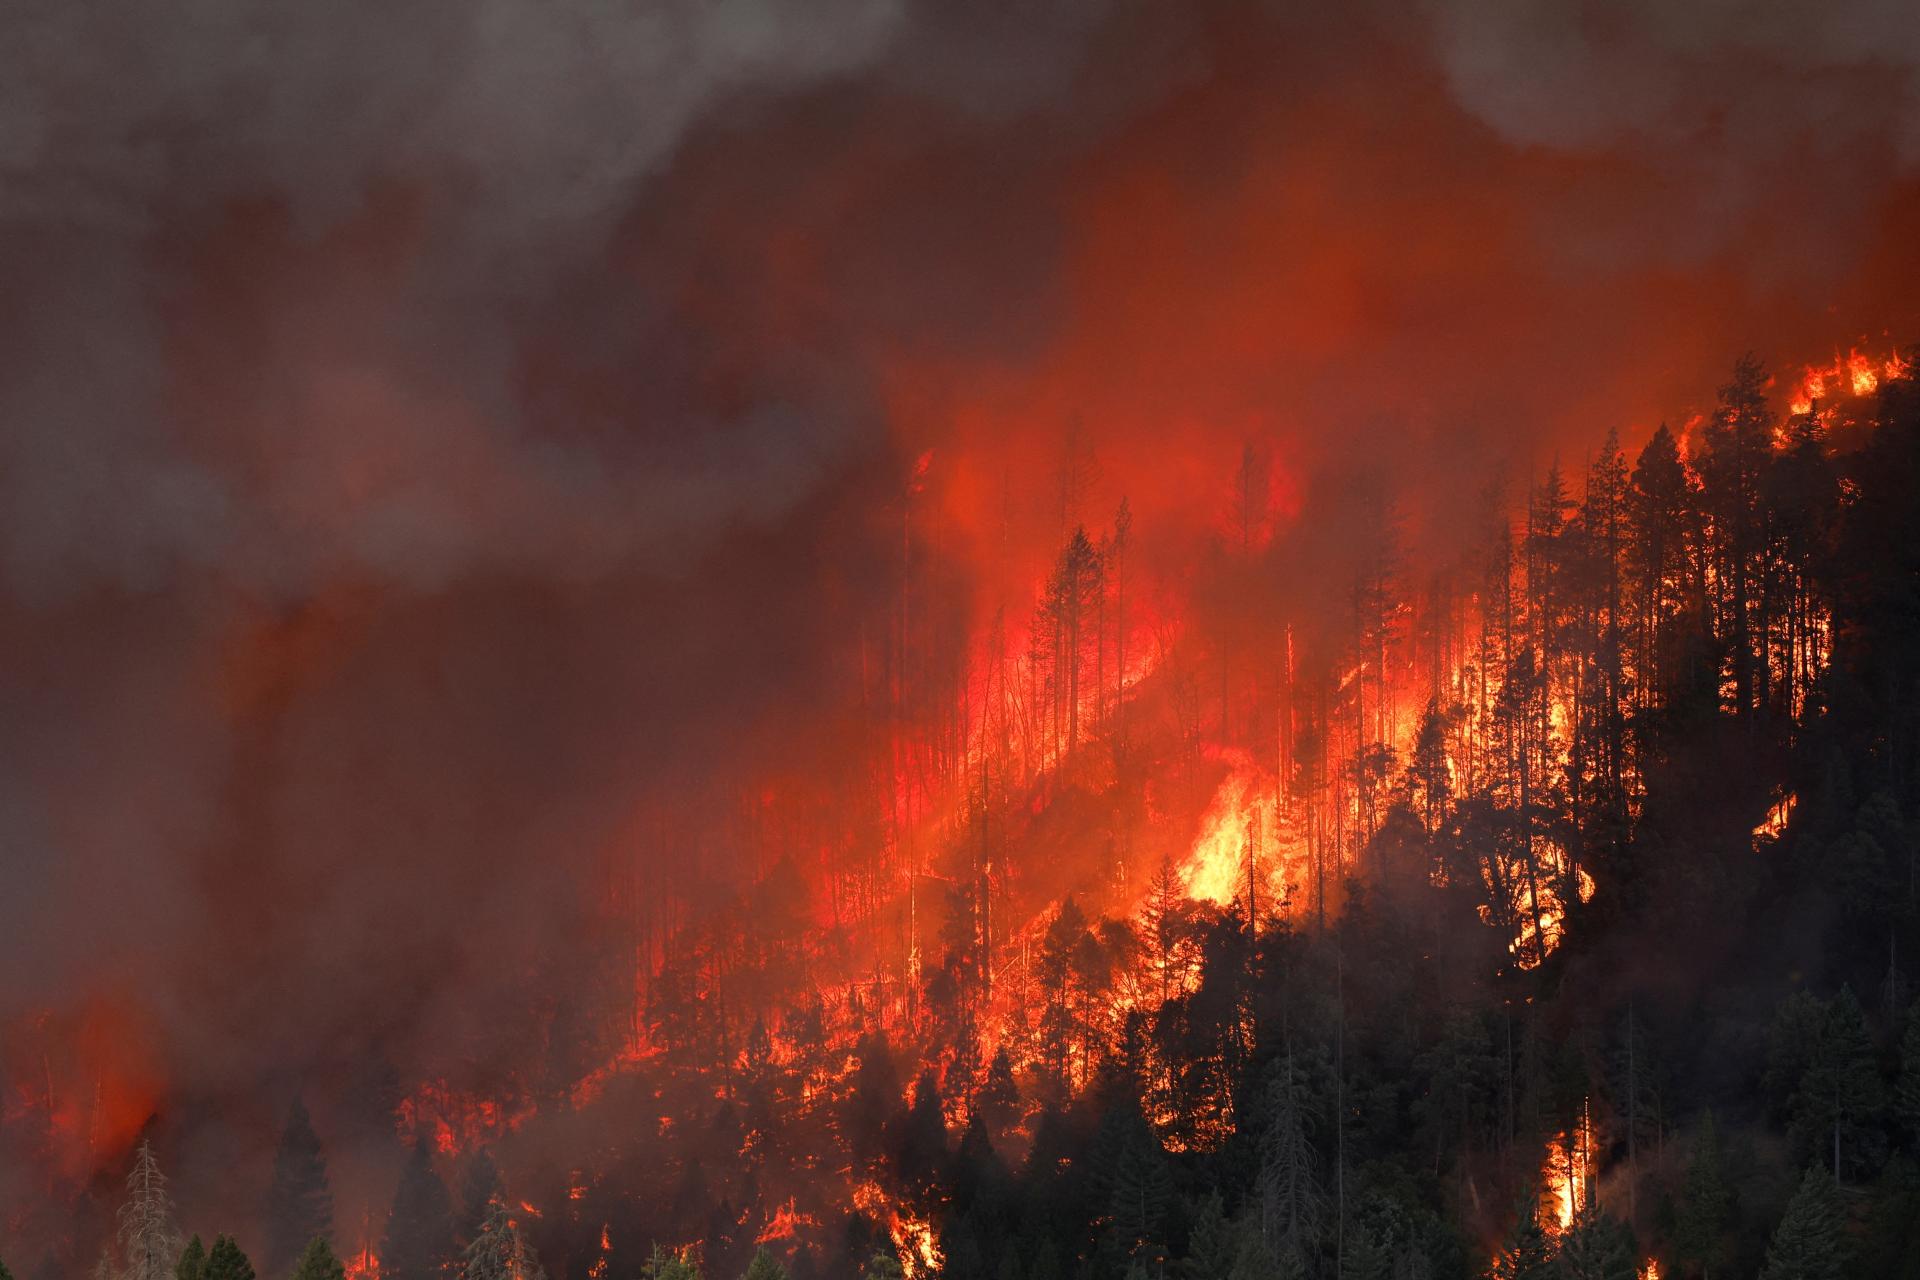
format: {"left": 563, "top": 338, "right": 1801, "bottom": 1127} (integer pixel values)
{"left": 852, "top": 1183, "right": 944, "bottom": 1280}
{"left": 1752, "top": 791, "right": 1796, "bottom": 843}
{"left": 1181, "top": 755, "right": 1278, "bottom": 908}
{"left": 1787, "top": 347, "right": 1909, "bottom": 415}
{"left": 1540, "top": 1102, "right": 1594, "bottom": 1235}
{"left": 755, "top": 1198, "right": 819, "bottom": 1243}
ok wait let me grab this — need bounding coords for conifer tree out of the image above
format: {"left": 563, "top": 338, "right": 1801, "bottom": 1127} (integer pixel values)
{"left": 1758, "top": 1166, "right": 1846, "bottom": 1280}
{"left": 1260, "top": 1052, "right": 1325, "bottom": 1268}
{"left": 1487, "top": 1202, "right": 1554, "bottom": 1280}
{"left": 265, "top": 1101, "right": 334, "bottom": 1277}
{"left": 118, "top": 1140, "right": 183, "bottom": 1280}
{"left": 382, "top": 1140, "right": 456, "bottom": 1280}
{"left": 641, "top": 1246, "right": 702, "bottom": 1280}
{"left": 176, "top": 1236, "right": 206, "bottom": 1280}
{"left": 1797, "top": 986, "right": 1887, "bottom": 1182}
{"left": 1673, "top": 1113, "right": 1732, "bottom": 1280}
{"left": 289, "top": 1239, "right": 345, "bottom": 1280}
{"left": 739, "top": 1250, "right": 787, "bottom": 1280}
{"left": 461, "top": 1199, "right": 544, "bottom": 1280}
{"left": 201, "top": 1237, "right": 255, "bottom": 1280}
{"left": 1184, "top": 1193, "right": 1236, "bottom": 1280}
{"left": 455, "top": 1150, "right": 503, "bottom": 1252}
{"left": 862, "top": 1251, "right": 904, "bottom": 1280}
{"left": 1555, "top": 1206, "right": 1635, "bottom": 1280}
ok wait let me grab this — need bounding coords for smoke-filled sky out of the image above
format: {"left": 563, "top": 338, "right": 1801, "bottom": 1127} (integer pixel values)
{"left": 4, "top": 0, "right": 1920, "bottom": 1208}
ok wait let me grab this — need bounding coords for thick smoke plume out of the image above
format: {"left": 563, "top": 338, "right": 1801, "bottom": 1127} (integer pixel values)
{"left": 3, "top": 0, "right": 1919, "bottom": 1259}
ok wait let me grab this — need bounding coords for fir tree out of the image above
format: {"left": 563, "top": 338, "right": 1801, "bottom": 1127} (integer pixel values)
{"left": 176, "top": 1237, "right": 206, "bottom": 1280}
{"left": 1184, "top": 1193, "right": 1237, "bottom": 1280}
{"left": 862, "top": 1252, "right": 905, "bottom": 1280}
{"left": 1673, "top": 1114, "right": 1732, "bottom": 1280}
{"left": 265, "top": 1101, "right": 334, "bottom": 1277}
{"left": 201, "top": 1237, "right": 255, "bottom": 1280}
{"left": 739, "top": 1250, "right": 787, "bottom": 1280}
{"left": 118, "top": 1140, "right": 184, "bottom": 1280}
{"left": 382, "top": 1140, "right": 456, "bottom": 1280}
{"left": 1260, "top": 1052, "right": 1326, "bottom": 1268}
{"left": 1555, "top": 1206, "right": 1635, "bottom": 1280}
{"left": 289, "top": 1239, "right": 346, "bottom": 1280}
{"left": 1797, "top": 986, "right": 1887, "bottom": 1182}
{"left": 641, "top": 1246, "right": 703, "bottom": 1280}
{"left": 1758, "top": 1166, "right": 1846, "bottom": 1280}
{"left": 1488, "top": 1202, "right": 1554, "bottom": 1280}
{"left": 455, "top": 1150, "right": 503, "bottom": 1252}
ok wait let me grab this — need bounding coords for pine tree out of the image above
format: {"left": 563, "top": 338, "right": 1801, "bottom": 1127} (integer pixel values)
{"left": 1184, "top": 1193, "right": 1237, "bottom": 1280}
{"left": 739, "top": 1250, "right": 787, "bottom": 1280}
{"left": 382, "top": 1140, "right": 456, "bottom": 1280}
{"left": 289, "top": 1239, "right": 346, "bottom": 1280}
{"left": 1758, "top": 1166, "right": 1846, "bottom": 1280}
{"left": 862, "top": 1251, "right": 905, "bottom": 1280}
{"left": 1555, "top": 1206, "right": 1635, "bottom": 1280}
{"left": 1797, "top": 986, "right": 1887, "bottom": 1182}
{"left": 201, "top": 1238, "right": 255, "bottom": 1280}
{"left": 118, "top": 1140, "right": 184, "bottom": 1280}
{"left": 1260, "top": 1052, "right": 1325, "bottom": 1268}
{"left": 176, "top": 1236, "right": 207, "bottom": 1280}
{"left": 0, "top": 1259, "right": 11, "bottom": 1280}
{"left": 1487, "top": 1202, "right": 1554, "bottom": 1280}
{"left": 1673, "top": 1113, "right": 1732, "bottom": 1280}
{"left": 460, "top": 1199, "right": 545, "bottom": 1280}
{"left": 641, "top": 1246, "right": 703, "bottom": 1280}
{"left": 455, "top": 1151, "right": 503, "bottom": 1253}
{"left": 265, "top": 1101, "right": 334, "bottom": 1277}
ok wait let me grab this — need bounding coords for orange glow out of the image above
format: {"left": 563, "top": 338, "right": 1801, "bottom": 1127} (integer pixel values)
{"left": 1787, "top": 347, "right": 1908, "bottom": 415}
{"left": 852, "top": 1182, "right": 944, "bottom": 1280}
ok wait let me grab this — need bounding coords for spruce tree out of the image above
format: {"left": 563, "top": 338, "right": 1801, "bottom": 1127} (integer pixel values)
{"left": 455, "top": 1150, "right": 503, "bottom": 1252}
{"left": 1554, "top": 1206, "right": 1635, "bottom": 1280}
{"left": 739, "top": 1250, "right": 787, "bottom": 1280}
{"left": 1797, "top": 986, "right": 1887, "bottom": 1182}
{"left": 1184, "top": 1193, "right": 1236, "bottom": 1280}
{"left": 201, "top": 1237, "right": 255, "bottom": 1280}
{"left": 863, "top": 1251, "right": 905, "bottom": 1280}
{"left": 1759, "top": 1166, "right": 1846, "bottom": 1280}
{"left": 265, "top": 1101, "right": 334, "bottom": 1277}
{"left": 1673, "top": 1114, "right": 1732, "bottom": 1280}
{"left": 640, "top": 1246, "right": 702, "bottom": 1280}
{"left": 176, "top": 1236, "right": 206, "bottom": 1280}
{"left": 1260, "top": 1052, "right": 1325, "bottom": 1269}
{"left": 1488, "top": 1202, "right": 1555, "bottom": 1280}
{"left": 382, "top": 1140, "right": 456, "bottom": 1280}
{"left": 289, "top": 1239, "right": 345, "bottom": 1280}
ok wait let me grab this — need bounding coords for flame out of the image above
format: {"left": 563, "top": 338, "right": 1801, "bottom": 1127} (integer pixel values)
{"left": 1788, "top": 347, "right": 1908, "bottom": 414}
{"left": 852, "top": 1183, "right": 944, "bottom": 1280}
{"left": 1539, "top": 1101, "right": 1594, "bottom": 1235}
{"left": 1752, "top": 791, "right": 1796, "bottom": 842}
{"left": 755, "top": 1198, "right": 818, "bottom": 1243}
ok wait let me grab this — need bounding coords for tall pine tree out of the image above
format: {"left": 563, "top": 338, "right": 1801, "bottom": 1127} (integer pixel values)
{"left": 265, "top": 1100, "right": 334, "bottom": 1276}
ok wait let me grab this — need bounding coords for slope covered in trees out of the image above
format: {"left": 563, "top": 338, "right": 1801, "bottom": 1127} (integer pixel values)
{"left": 10, "top": 351, "right": 1920, "bottom": 1280}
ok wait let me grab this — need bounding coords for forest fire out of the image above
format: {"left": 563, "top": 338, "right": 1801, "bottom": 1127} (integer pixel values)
{"left": 8, "top": 3, "right": 1920, "bottom": 1279}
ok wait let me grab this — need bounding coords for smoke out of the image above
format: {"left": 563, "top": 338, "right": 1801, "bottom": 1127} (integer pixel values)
{"left": 3, "top": 0, "right": 1920, "bottom": 1259}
